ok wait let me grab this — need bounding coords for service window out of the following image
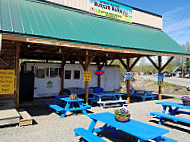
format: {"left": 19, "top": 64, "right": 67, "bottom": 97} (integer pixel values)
{"left": 50, "top": 68, "right": 59, "bottom": 78}
{"left": 74, "top": 70, "right": 80, "bottom": 79}
{"left": 35, "top": 67, "right": 45, "bottom": 78}
{"left": 65, "top": 70, "right": 71, "bottom": 79}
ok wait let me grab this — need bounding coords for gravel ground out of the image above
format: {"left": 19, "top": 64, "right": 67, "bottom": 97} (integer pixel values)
{"left": 0, "top": 95, "right": 189, "bottom": 142}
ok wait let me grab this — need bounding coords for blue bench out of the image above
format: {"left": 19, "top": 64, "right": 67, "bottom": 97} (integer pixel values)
{"left": 49, "top": 105, "right": 65, "bottom": 113}
{"left": 74, "top": 128, "right": 106, "bottom": 142}
{"left": 150, "top": 112, "right": 190, "bottom": 125}
{"left": 156, "top": 136, "right": 178, "bottom": 142}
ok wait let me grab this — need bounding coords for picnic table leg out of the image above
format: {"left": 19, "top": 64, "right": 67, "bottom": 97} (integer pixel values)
{"left": 169, "top": 106, "right": 179, "bottom": 115}
{"left": 142, "top": 92, "right": 147, "bottom": 101}
{"left": 90, "top": 96, "right": 95, "bottom": 106}
{"left": 88, "top": 119, "right": 98, "bottom": 133}
{"left": 78, "top": 101, "right": 88, "bottom": 115}
{"left": 110, "top": 126, "right": 119, "bottom": 138}
{"left": 137, "top": 139, "right": 146, "bottom": 142}
{"left": 159, "top": 106, "right": 167, "bottom": 125}
{"left": 150, "top": 92, "right": 155, "bottom": 100}
{"left": 60, "top": 102, "right": 71, "bottom": 118}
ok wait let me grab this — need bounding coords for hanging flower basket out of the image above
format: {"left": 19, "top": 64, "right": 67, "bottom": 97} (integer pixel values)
{"left": 114, "top": 108, "right": 130, "bottom": 122}
{"left": 180, "top": 96, "right": 190, "bottom": 106}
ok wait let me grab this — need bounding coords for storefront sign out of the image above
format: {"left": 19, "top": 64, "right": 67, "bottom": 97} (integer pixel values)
{"left": 0, "top": 70, "right": 15, "bottom": 95}
{"left": 125, "top": 72, "right": 133, "bottom": 80}
{"left": 158, "top": 72, "right": 164, "bottom": 86}
{"left": 89, "top": 0, "right": 132, "bottom": 23}
{"left": 83, "top": 71, "right": 91, "bottom": 81}
{"left": 96, "top": 70, "right": 104, "bottom": 76}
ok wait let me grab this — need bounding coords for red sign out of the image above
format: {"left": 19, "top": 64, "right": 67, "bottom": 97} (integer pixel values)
{"left": 96, "top": 70, "right": 104, "bottom": 76}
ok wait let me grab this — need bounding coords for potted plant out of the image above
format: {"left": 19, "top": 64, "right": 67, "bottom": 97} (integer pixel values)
{"left": 70, "top": 93, "right": 77, "bottom": 100}
{"left": 114, "top": 108, "right": 130, "bottom": 122}
{"left": 180, "top": 96, "right": 190, "bottom": 106}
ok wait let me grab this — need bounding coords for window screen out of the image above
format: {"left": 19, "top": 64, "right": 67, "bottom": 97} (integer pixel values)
{"left": 74, "top": 70, "right": 80, "bottom": 79}
{"left": 50, "top": 68, "right": 59, "bottom": 78}
{"left": 65, "top": 70, "right": 71, "bottom": 79}
{"left": 35, "top": 67, "right": 45, "bottom": 78}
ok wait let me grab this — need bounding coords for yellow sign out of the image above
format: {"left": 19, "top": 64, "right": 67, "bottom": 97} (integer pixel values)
{"left": 0, "top": 70, "right": 15, "bottom": 95}
{"left": 83, "top": 71, "right": 91, "bottom": 81}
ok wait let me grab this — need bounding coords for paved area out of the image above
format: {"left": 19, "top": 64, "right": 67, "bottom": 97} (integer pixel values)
{"left": 0, "top": 95, "right": 189, "bottom": 142}
{"left": 140, "top": 75, "right": 190, "bottom": 87}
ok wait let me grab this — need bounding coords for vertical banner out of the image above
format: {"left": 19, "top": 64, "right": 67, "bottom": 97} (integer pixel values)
{"left": 0, "top": 70, "right": 15, "bottom": 95}
{"left": 125, "top": 72, "right": 133, "bottom": 80}
{"left": 83, "top": 71, "right": 91, "bottom": 81}
{"left": 89, "top": 0, "right": 132, "bottom": 23}
{"left": 158, "top": 72, "right": 164, "bottom": 86}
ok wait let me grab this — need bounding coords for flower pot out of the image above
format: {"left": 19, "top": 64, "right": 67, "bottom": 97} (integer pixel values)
{"left": 70, "top": 96, "right": 76, "bottom": 100}
{"left": 114, "top": 114, "right": 130, "bottom": 122}
{"left": 183, "top": 101, "right": 190, "bottom": 106}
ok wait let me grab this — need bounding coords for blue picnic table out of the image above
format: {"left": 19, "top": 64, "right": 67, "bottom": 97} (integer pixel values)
{"left": 150, "top": 101, "right": 190, "bottom": 125}
{"left": 90, "top": 93, "right": 127, "bottom": 109}
{"left": 130, "top": 89, "right": 157, "bottom": 101}
{"left": 74, "top": 112, "right": 177, "bottom": 142}
{"left": 49, "top": 97, "right": 91, "bottom": 118}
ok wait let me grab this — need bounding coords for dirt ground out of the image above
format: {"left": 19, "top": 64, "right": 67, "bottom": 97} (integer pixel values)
{"left": 120, "top": 76, "right": 190, "bottom": 95}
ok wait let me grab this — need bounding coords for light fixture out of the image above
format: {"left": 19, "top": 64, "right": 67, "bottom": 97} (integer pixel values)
{"left": 59, "top": 48, "right": 62, "bottom": 53}
{"left": 27, "top": 44, "right": 31, "bottom": 48}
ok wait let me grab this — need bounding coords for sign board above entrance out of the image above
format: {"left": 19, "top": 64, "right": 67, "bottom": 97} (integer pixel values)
{"left": 89, "top": 0, "right": 132, "bottom": 23}
{"left": 0, "top": 70, "right": 15, "bottom": 95}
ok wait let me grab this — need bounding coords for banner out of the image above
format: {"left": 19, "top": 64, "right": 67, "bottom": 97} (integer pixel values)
{"left": 125, "top": 72, "right": 133, "bottom": 80}
{"left": 158, "top": 72, "right": 164, "bottom": 86}
{"left": 83, "top": 71, "right": 91, "bottom": 81}
{"left": 0, "top": 70, "right": 15, "bottom": 95}
{"left": 89, "top": 0, "right": 132, "bottom": 23}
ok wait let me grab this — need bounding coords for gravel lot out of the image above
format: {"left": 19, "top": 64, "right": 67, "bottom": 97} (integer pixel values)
{"left": 0, "top": 95, "right": 189, "bottom": 142}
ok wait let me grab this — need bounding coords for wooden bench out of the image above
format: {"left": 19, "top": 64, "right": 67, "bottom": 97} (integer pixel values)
{"left": 150, "top": 112, "right": 190, "bottom": 125}
{"left": 19, "top": 111, "right": 33, "bottom": 126}
{"left": 74, "top": 128, "right": 106, "bottom": 142}
{"left": 49, "top": 105, "right": 65, "bottom": 113}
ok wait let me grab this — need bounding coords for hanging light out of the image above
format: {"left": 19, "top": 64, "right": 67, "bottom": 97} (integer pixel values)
{"left": 59, "top": 48, "right": 62, "bottom": 53}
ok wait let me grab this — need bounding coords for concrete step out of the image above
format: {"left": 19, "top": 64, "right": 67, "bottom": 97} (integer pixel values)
{"left": 19, "top": 111, "right": 33, "bottom": 126}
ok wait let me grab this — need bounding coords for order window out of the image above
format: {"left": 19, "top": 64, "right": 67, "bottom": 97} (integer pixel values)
{"left": 50, "top": 68, "right": 59, "bottom": 78}
{"left": 74, "top": 70, "right": 80, "bottom": 79}
{"left": 65, "top": 70, "right": 71, "bottom": 79}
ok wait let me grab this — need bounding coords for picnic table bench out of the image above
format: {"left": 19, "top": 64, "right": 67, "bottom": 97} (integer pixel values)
{"left": 150, "top": 101, "right": 190, "bottom": 125}
{"left": 130, "top": 89, "right": 157, "bottom": 101}
{"left": 49, "top": 97, "right": 91, "bottom": 118}
{"left": 74, "top": 112, "right": 177, "bottom": 142}
{"left": 90, "top": 93, "right": 127, "bottom": 109}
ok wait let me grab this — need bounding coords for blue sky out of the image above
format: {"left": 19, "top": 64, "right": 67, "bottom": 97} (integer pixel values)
{"left": 116, "top": 0, "right": 190, "bottom": 45}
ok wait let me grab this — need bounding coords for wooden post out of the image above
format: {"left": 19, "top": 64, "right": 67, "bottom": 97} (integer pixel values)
{"left": 126, "top": 56, "right": 130, "bottom": 104}
{"left": 98, "top": 61, "right": 101, "bottom": 88}
{"left": 158, "top": 56, "right": 162, "bottom": 100}
{"left": 60, "top": 53, "right": 65, "bottom": 94}
{"left": 85, "top": 50, "right": 89, "bottom": 104}
{"left": 16, "top": 42, "right": 21, "bottom": 108}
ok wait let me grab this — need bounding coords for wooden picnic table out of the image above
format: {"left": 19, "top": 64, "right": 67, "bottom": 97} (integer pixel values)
{"left": 49, "top": 97, "right": 91, "bottom": 118}
{"left": 90, "top": 93, "right": 127, "bottom": 109}
{"left": 74, "top": 112, "right": 177, "bottom": 142}
{"left": 130, "top": 89, "right": 156, "bottom": 101}
{"left": 150, "top": 101, "right": 190, "bottom": 125}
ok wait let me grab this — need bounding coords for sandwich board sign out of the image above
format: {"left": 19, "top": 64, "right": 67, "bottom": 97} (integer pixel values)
{"left": 125, "top": 72, "right": 133, "bottom": 80}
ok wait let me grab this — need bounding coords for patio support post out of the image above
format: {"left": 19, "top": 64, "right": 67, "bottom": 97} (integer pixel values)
{"left": 85, "top": 50, "right": 89, "bottom": 104}
{"left": 118, "top": 55, "right": 141, "bottom": 104}
{"left": 158, "top": 56, "right": 162, "bottom": 100}
{"left": 16, "top": 42, "right": 20, "bottom": 108}
{"left": 77, "top": 50, "right": 97, "bottom": 104}
{"left": 97, "top": 57, "right": 101, "bottom": 88}
{"left": 60, "top": 51, "right": 70, "bottom": 95}
{"left": 126, "top": 56, "right": 130, "bottom": 104}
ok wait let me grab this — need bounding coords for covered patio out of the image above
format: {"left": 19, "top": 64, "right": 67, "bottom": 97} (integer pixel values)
{"left": 0, "top": 0, "right": 190, "bottom": 108}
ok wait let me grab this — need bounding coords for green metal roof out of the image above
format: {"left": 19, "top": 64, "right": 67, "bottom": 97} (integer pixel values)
{"left": 0, "top": 0, "right": 189, "bottom": 56}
